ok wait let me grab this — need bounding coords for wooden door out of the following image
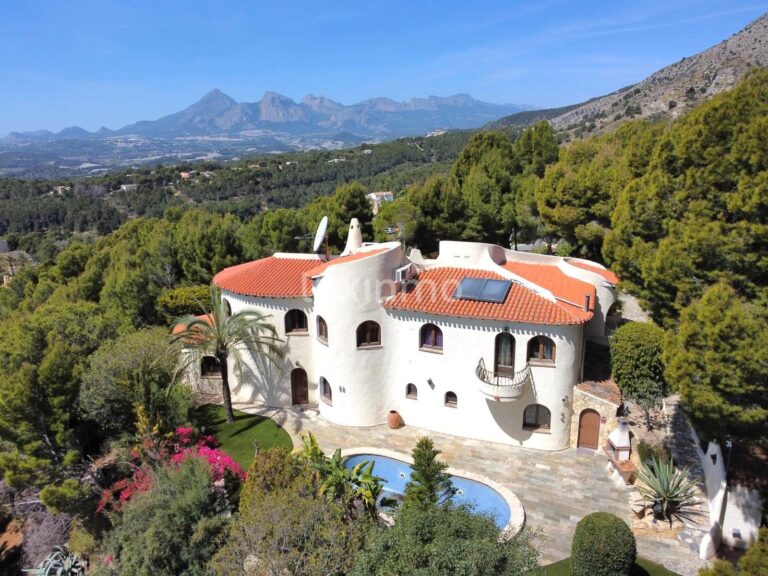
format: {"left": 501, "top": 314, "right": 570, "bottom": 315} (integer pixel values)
{"left": 578, "top": 409, "right": 600, "bottom": 450}
{"left": 291, "top": 368, "right": 309, "bottom": 405}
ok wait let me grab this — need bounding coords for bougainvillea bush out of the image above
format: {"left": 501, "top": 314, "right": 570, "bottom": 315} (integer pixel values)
{"left": 97, "top": 426, "right": 244, "bottom": 514}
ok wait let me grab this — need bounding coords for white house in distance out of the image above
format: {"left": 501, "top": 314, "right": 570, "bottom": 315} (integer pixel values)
{"left": 199, "top": 220, "right": 623, "bottom": 452}
{"left": 367, "top": 191, "right": 394, "bottom": 215}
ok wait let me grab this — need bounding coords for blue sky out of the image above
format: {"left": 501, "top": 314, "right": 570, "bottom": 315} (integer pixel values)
{"left": 0, "top": 0, "right": 766, "bottom": 134}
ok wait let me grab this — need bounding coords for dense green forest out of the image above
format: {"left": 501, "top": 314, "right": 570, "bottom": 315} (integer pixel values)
{"left": 1, "top": 71, "right": 767, "bottom": 574}
{"left": 0, "top": 130, "right": 472, "bottom": 260}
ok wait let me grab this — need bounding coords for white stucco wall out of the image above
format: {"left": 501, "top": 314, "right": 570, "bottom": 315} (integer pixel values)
{"left": 386, "top": 313, "right": 583, "bottom": 450}
{"left": 214, "top": 240, "right": 613, "bottom": 451}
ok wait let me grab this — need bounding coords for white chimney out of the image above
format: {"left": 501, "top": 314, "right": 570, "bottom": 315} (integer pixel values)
{"left": 342, "top": 218, "right": 363, "bottom": 255}
{"left": 608, "top": 417, "right": 631, "bottom": 461}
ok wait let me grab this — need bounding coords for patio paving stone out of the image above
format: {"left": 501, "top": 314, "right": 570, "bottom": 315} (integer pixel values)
{"left": 231, "top": 400, "right": 706, "bottom": 575}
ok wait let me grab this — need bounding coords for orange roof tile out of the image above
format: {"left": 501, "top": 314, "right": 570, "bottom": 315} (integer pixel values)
{"left": 304, "top": 248, "right": 388, "bottom": 278}
{"left": 213, "top": 249, "right": 389, "bottom": 299}
{"left": 575, "top": 379, "right": 622, "bottom": 407}
{"left": 568, "top": 260, "right": 620, "bottom": 285}
{"left": 213, "top": 256, "right": 319, "bottom": 298}
{"left": 171, "top": 314, "right": 212, "bottom": 335}
{"left": 503, "top": 261, "right": 595, "bottom": 313}
{"left": 384, "top": 267, "right": 592, "bottom": 325}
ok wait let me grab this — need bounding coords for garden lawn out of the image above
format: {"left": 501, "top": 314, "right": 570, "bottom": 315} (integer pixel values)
{"left": 190, "top": 404, "right": 293, "bottom": 469}
{"left": 544, "top": 557, "right": 680, "bottom": 576}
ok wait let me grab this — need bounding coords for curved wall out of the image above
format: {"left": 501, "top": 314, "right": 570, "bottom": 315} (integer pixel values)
{"left": 312, "top": 246, "right": 405, "bottom": 426}
{"left": 387, "top": 312, "right": 583, "bottom": 450}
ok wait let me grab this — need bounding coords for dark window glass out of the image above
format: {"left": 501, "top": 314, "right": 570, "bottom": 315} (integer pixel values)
{"left": 406, "top": 383, "right": 418, "bottom": 399}
{"left": 444, "top": 391, "right": 458, "bottom": 407}
{"left": 356, "top": 321, "right": 381, "bottom": 347}
{"left": 528, "top": 336, "right": 556, "bottom": 363}
{"left": 420, "top": 323, "right": 443, "bottom": 351}
{"left": 285, "top": 309, "right": 308, "bottom": 333}
{"left": 201, "top": 356, "right": 221, "bottom": 377}
{"left": 495, "top": 333, "right": 515, "bottom": 375}
{"left": 321, "top": 378, "right": 332, "bottom": 402}
{"left": 317, "top": 316, "right": 328, "bottom": 343}
{"left": 523, "top": 404, "right": 551, "bottom": 430}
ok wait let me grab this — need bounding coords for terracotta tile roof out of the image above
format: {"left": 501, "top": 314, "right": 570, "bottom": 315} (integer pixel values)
{"left": 213, "top": 249, "right": 388, "bottom": 299}
{"left": 502, "top": 261, "right": 595, "bottom": 313}
{"left": 171, "top": 314, "right": 212, "bottom": 335}
{"left": 567, "top": 260, "right": 620, "bottom": 285}
{"left": 304, "top": 248, "right": 387, "bottom": 278}
{"left": 213, "top": 256, "right": 319, "bottom": 298}
{"left": 575, "top": 379, "right": 622, "bottom": 407}
{"left": 384, "top": 267, "right": 592, "bottom": 325}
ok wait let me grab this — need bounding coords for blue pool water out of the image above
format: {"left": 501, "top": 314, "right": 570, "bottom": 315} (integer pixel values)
{"left": 344, "top": 453, "right": 511, "bottom": 528}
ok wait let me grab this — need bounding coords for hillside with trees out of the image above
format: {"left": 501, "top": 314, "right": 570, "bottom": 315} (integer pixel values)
{"left": 0, "top": 68, "right": 767, "bottom": 574}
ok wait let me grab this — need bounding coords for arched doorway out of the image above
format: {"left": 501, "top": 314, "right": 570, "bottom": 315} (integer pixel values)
{"left": 494, "top": 333, "right": 515, "bottom": 376}
{"left": 291, "top": 368, "right": 309, "bottom": 405}
{"left": 578, "top": 409, "right": 601, "bottom": 450}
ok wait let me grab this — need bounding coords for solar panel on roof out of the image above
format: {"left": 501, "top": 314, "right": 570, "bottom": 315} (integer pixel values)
{"left": 454, "top": 277, "right": 511, "bottom": 303}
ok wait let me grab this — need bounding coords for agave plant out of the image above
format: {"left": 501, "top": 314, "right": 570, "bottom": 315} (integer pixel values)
{"left": 635, "top": 456, "right": 700, "bottom": 522}
{"left": 24, "top": 545, "right": 87, "bottom": 576}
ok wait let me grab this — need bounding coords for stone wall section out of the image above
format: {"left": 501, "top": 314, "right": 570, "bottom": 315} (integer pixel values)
{"left": 570, "top": 388, "right": 619, "bottom": 453}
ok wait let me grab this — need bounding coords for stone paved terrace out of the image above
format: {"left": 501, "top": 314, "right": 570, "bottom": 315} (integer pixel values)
{"left": 231, "top": 399, "right": 706, "bottom": 575}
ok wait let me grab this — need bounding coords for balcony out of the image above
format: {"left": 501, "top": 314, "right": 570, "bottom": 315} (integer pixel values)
{"left": 475, "top": 359, "right": 532, "bottom": 402}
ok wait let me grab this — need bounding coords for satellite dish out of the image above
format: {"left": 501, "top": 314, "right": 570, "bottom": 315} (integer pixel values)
{"left": 312, "top": 216, "right": 329, "bottom": 253}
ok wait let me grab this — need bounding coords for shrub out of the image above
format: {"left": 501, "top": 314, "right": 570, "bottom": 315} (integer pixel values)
{"left": 610, "top": 322, "right": 666, "bottom": 425}
{"left": 352, "top": 504, "right": 539, "bottom": 576}
{"left": 156, "top": 284, "right": 210, "bottom": 323}
{"left": 571, "top": 512, "right": 636, "bottom": 576}
{"left": 98, "top": 458, "right": 229, "bottom": 576}
{"left": 211, "top": 451, "right": 371, "bottom": 576}
{"left": 636, "top": 439, "right": 671, "bottom": 465}
{"left": 738, "top": 527, "right": 768, "bottom": 576}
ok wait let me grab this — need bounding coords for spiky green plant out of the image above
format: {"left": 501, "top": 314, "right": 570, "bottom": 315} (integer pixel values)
{"left": 24, "top": 545, "right": 86, "bottom": 576}
{"left": 634, "top": 456, "right": 700, "bottom": 522}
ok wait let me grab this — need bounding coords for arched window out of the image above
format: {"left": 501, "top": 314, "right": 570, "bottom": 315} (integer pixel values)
{"left": 419, "top": 323, "right": 443, "bottom": 352}
{"left": 444, "top": 391, "right": 458, "bottom": 407}
{"left": 406, "top": 383, "right": 418, "bottom": 399}
{"left": 285, "top": 309, "right": 308, "bottom": 334}
{"left": 356, "top": 321, "right": 381, "bottom": 348}
{"left": 200, "top": 356, "right": 221, "bottom": 377}
{"left": 527, "top": 336, "right": 556, "bottom": 363}
{"left": 495, "top": 333, "right": 515, "bottom": 375}
{"left": 523, "top": 404, "right": 551, "bottom": 431}
{"left": 317, "top": 316, "right": 328, "bottom": 344}
{"left": 320, "top": 377, "right": 333, "bottom": 404}
{"left": 223, "top": 299, "right": 232, "bottom": 318}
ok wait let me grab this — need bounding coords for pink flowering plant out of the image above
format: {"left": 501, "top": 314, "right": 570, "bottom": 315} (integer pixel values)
{"left": 97, "top": 425, "right": 243, "bottom": 513}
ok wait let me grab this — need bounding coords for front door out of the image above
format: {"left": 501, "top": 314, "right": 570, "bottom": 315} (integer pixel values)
{"left": 578, "top": 409, "right": 600, "bottom": 450}
{"left": 291, "top": 368, "right": 309, "bottom": 405}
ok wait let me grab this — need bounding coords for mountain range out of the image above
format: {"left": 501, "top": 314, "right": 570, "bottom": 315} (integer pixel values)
{"left": 3, "top": 92, "right": 527, "bottom": 141}
{"left": 491, "top": 13, "right": 768, "bottom": 137}
{"left": 2, "top": 12, "right": 767, "bottom": 178}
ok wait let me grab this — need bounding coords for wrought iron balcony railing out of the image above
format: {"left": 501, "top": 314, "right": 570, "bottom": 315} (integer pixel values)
{"left": 475, "top": 359, "right": 532, "bottom": 402}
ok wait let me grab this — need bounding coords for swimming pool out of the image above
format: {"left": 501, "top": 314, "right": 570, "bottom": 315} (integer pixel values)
{"left": 344, "top": 451, "right": 519, "bottom": 530}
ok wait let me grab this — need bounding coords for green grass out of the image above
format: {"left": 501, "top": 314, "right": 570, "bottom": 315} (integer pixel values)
{"left": 543, "top": 557, "right": 680, "bottom": 576}
{"left": 190, "top": 404, "right": 293, "bottom": 470}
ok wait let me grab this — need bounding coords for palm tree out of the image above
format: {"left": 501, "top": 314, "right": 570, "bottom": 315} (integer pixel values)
{"left": 171, "top": 286, "right": 284, "bottom": 423}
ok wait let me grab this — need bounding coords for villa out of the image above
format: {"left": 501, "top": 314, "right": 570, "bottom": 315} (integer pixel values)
{"left": 196, "top": 219, "right": 623, "bottom": 453}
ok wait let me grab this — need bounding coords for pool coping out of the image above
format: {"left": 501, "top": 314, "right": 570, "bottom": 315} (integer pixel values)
{"left": 340, "top": 446, "right": 526, "bottom": 538}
